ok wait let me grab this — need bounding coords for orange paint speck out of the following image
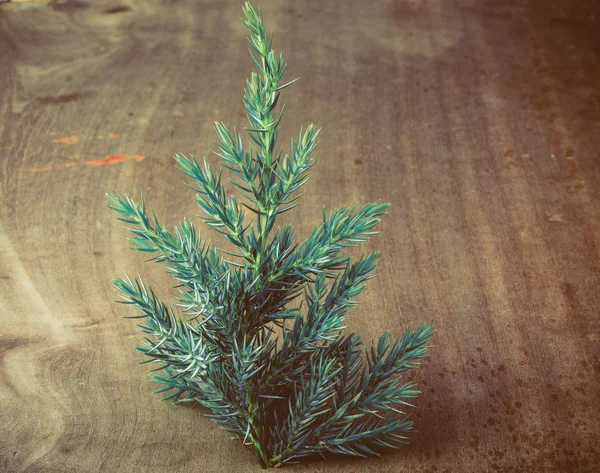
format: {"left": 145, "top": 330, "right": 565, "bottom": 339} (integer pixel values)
{"left": 85, "top": 154, "right": 144, "bottom": 166}
{"left": 52, "top": 135, "right": 79, "bottom": 145}
{"left": 87, "top": 154, "right": 126, "bottom": 166}
{"left": 18, "top": 154, "right": 144, "bottom": 173}
{"left": 108, "top": 133, "right": 121, "bottom": 139}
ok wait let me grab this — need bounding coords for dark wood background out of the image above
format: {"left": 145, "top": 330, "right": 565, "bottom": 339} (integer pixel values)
{"left": 1, "top": 0, "right": 599, "bottom": 472}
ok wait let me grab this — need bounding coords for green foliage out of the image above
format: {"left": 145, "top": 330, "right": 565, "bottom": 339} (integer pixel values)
{"left": 106, "top": 2, "right": 433, "bottom": 468}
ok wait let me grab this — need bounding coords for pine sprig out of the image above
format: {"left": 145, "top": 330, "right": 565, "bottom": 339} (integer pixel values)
{"left": 266, "top": 253, "right": 379, "bottom": 389}
{"left": 114, "top": 276, "right": 247, "bottom": 433}
{"left": 272, "top": 355, "right": 340, "bottom": 463}
{"left": 107, "top": 2, "right": 433, "bottom": 468}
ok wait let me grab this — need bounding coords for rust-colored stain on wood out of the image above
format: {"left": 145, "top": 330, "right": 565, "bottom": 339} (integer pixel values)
{"left": 85, "top": 154, "right": 144, "bottom": 166}
{"left": 17, "top": 154, "right": 144, "bottom": 172}
{"left": 1, "top": 1, "right": 599, "bottom": 472}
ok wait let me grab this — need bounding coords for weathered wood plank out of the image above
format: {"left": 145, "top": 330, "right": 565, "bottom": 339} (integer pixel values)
{"left": 1, "top": 1, "right": 599, "bottom": 472}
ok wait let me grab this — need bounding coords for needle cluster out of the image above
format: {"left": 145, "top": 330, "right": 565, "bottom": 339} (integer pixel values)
{"left": 107, "top": 2, "right": 433, "bottom": 468}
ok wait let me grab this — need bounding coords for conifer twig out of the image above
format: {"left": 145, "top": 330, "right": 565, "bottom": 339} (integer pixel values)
{"left": 107, "top": 2, "right": 433, "bottom": 468}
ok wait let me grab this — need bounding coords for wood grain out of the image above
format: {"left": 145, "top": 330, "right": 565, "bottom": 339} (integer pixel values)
{"left": 1, "top": 1, "right": 599, "bottom": 471}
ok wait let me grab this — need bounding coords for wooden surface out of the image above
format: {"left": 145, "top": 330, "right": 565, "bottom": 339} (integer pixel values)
{"left": 1, "top": 1, "right": 599, "bottom": 472}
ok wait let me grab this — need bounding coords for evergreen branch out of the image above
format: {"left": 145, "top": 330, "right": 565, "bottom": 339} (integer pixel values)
{"left": 313, "top": 413, "right": 415, "bottom": 458}
{"left": 265, "top": 253, "right": 379, "bottom": 389}
{"left": 213, "top": 121, "right": 265, "bottom": 211}
{"left": 326, "top": 333, "right": 364, "bottom": 404}
{"left": 269, "top": 356, "right": 340, "bottom": 465}
{"left": 105, "top": 192, "right": 228, "bottom": 283}
{"left": 321, "top": 325, "right": 434, "bottom": 428}
{"left": 273, "top": 125, "right": 320, "bottom": 211}
{"left": 226, "top": 331, "right": 275, "bottom": 465}
{"left": 174, "top": 154, "right": 255, "bottom": 262}
{"left": 113, "top": 276, "right": 248, "bottom": 435}
{"left": 105, "top": 192, "right": 229, "bottom": 324}
{"left": 307, "top": 325, "right": 434, "bottom": 458}
{"left": 108, "top": 2, "right": 434, "bottom": 468}
{"left": 241, "top": 2, "right": 308, "bottom": 270}
{"left": 276, "top": 325, "right": 434, "bottom": 462}
{"left": 241, "top": 203, "right": 388, "bottom": 336}
{"left": 360, "top": 324, "right": 435, "bottom": 397}
{"left": 115, "top": 275, "right": 276, "bottom": 462}
{"left": 114, "top": 276, "right": 217, "bottom": 378}
{"left": 270, "top": 201, "right": 389, "bottom": 285}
